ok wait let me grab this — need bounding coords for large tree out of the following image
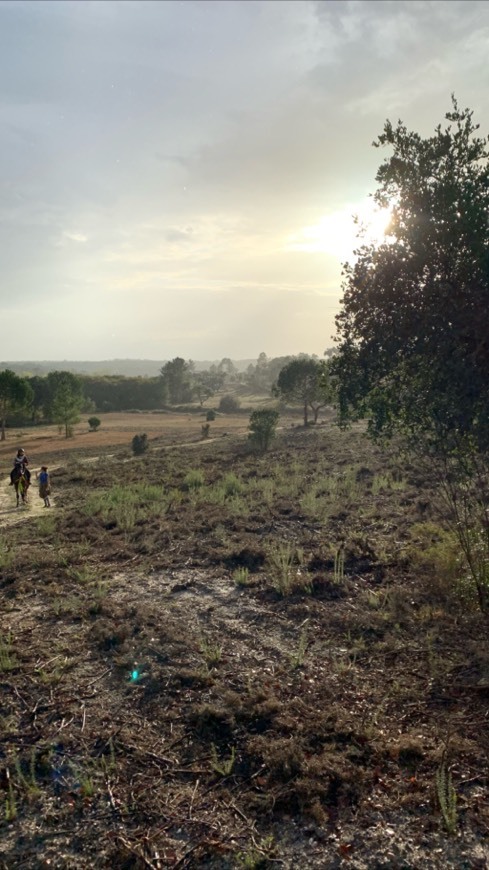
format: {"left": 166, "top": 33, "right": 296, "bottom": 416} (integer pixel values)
{"left": 193, "top": 369, "right": 225, "bottom": 406}
{"left": 274, "top": 358, "right": 333, "bottom": 425}
{"left": 0, "top": 370, "right": 33, "bottom": 440}
{"left": 46, "top": 371, "right": 85, "bottom": 437}
{"left": 334, "top": 99, "right": 489, "bottom": 612}
{"left": 28, "top": 375, "right": 51, "bottom": 423}
{"left": 160, "top": 358, "right": 194, "bottom": 405}
{"left": 334, "top": 99, "right": 489, "bottom": 454}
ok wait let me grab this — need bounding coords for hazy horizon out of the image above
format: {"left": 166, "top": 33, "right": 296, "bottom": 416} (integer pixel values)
{"left": 0, "top": 354, "right": 309, "bottom": 378}
{"left": 1, "top": 0, "right": 488, "bottom": 361}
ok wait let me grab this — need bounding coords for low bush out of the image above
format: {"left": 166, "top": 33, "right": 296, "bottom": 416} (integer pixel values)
{"left": 131, "top": 433, "right": 148, "bottom": 455}
{"left": 218, "top": 395, "right": 241, "bottom": 414}
{"left": 248, "top": 408, "right": 279, "bottom": 453}
{"left": 88, "top": 416, "right": 101, "bottom": 432}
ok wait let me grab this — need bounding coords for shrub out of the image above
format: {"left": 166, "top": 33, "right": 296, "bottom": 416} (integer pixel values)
{"left": 201, "top": 423, "right": 210, "bottom": 439}
{"left": 184, "top": 469, "right": 205, "bottom": 490}
{"left": 222, "top": 472, "right": 242, "bottom": 497}
{"left": 131, "top": 433, "right": 148, "bottom": 456}
{"left": 206, "top": 409, "right": 216, "bottom": 421}
{"left": 88, "top": 416, "right": 101, "bottom": 432}
{"left": 267, "top": 541, "right": 307, "bottom": 596}
{"left": 218, "top": 395, "right": 241, "bottom": 414}
{"left": 248, "top": 409, "right": 279, "bottom": 453}
{"left": 233, "top": 567, "right": 250, "bottom": 587}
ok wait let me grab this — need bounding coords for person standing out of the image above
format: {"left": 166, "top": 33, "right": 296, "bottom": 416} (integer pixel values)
{"left": 38, "top": 466, "right": 51, "bottom": 507}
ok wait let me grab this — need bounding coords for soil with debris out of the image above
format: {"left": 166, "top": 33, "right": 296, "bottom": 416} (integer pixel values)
{"left": 1, "top": 421, "right": 488, "bottom": 869}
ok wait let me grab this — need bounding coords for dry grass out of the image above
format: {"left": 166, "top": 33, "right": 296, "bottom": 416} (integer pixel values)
{"left": 0, "top": 408, "right": 305, "bottom": 472}
{"left": 1, "top": 420, "right": 488, "bottom": 869}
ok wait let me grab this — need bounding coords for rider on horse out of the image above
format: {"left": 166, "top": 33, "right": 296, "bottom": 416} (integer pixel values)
{"left": 10, "top": 448, "right": 31, "bottom": 486}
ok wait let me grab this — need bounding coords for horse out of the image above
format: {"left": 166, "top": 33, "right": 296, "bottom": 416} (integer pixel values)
{"left": 12, "top": 468, "right": 30, "bottom": 507}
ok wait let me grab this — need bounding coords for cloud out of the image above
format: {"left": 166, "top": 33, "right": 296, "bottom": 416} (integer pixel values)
{"left": 164, "top": 227, "right": 194, "bottom": 245}
{"left": 61, "top": 231, "right": 88, "bottom": 244}
{"left": 0, "top": 0, "right": 488, "bottom": 359}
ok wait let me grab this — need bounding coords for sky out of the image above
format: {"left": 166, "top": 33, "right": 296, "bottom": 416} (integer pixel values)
{"left": 1, "top": 0, "right": 488, "bottom": 362}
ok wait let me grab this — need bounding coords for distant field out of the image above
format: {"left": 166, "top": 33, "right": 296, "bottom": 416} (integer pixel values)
{"left": 0, "top": 407, "right": 307, "bottom": 471}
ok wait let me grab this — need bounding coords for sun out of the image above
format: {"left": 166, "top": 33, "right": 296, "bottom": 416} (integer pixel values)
{"left": 287, "top": 199, "right": 392, "bottom": 261}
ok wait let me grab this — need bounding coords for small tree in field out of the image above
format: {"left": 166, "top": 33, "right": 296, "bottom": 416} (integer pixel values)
{"left": 132, "top": 433, "right": 148, "bottom": 456}
{"left": 88, "top": 416, "right": 101, "bottom": 432}
{"left": 248, "top": 409, "right": 280, "bottom": 453}
{"left": 47, "top": 371, "right": 84, "bottom": 438}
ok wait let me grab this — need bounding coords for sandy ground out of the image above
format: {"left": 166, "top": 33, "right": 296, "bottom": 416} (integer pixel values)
{"left": 0, "top": 473, "right": 54, "bottom": 528}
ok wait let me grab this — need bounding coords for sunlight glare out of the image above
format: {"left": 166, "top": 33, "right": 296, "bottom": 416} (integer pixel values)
{"left": 287, "top": 199, "right": 392, "bottom": 261}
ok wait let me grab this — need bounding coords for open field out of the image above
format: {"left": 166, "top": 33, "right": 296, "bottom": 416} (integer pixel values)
{"left": 0, "top": 410, "right": 287, "bottom": 471}
{"left": 1, "top": 416, "right": 488, "bottom": 868}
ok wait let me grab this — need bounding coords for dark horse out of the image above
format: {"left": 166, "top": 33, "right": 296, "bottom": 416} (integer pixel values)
{"left": 12, "top": 468, "right": 30, "bottom": 507}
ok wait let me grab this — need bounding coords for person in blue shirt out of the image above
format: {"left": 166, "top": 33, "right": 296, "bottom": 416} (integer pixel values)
{"left": 38, "top": 466, "right": 51, "bottom": 507}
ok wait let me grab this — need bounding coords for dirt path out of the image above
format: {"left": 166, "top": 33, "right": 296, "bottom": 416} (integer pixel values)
{"left": 0, "top": 474, "right": 54, "bottom": 529}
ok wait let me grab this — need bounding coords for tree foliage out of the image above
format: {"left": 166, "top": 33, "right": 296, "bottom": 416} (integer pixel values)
{"left": 245, "top": 353, "right": 296, "bottom": 394}
{"left": 248, "top": 408, "right": 280, "bottom": 453}
{"left": 273, "top": 358, "right": 333, "bottom": 425}
{"left": 81, "top": 376, "right": 166, "bottom": 411}
{"left": 28, "top": 375, "right": 51, "bottom": 423}
{"left": 193, "top": 370, "right": 225, "bottom": 406}
{"left": 46, "top": 371, "right": 85, "bottom": 438}
{"left": 334, "top": 99, "right": 489, "bottom": 613}
{"left": 334, "top": 98, "right": 489, "bottom": 454}
{"left": 0, "top": 369, "right": 33, "bottom": 440}
{"left": 217, "top": 357, "right": 237, "bottom": 377}
{"left": 132, "top": 433, "right": 148, "bottom": 455}
{"left": 218, "top": 394, "right": 241, "bottom": 414}
{"left": 160, "top": 358, "right": 194, "bottom": 405}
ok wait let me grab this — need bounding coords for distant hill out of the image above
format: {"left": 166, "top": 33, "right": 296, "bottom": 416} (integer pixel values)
{"left": 0, "top": 359, "right": 257, "bottom": 377}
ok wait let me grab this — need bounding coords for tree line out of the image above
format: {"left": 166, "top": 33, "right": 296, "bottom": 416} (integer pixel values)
{"left": 0, "top": 354, "right": 335, "bottom": 438}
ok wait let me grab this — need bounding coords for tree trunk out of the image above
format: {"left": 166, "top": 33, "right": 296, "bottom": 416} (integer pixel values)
{"left": 1, "top": 418, "right": 5, "bottom": 441}
{"left": 303, "top": 402, "right": 308, "bottom": 426}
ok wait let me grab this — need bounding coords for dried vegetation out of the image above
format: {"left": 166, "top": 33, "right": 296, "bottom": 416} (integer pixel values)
{"left": 1, "top": 421, "right": 488, "bottom": 868}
